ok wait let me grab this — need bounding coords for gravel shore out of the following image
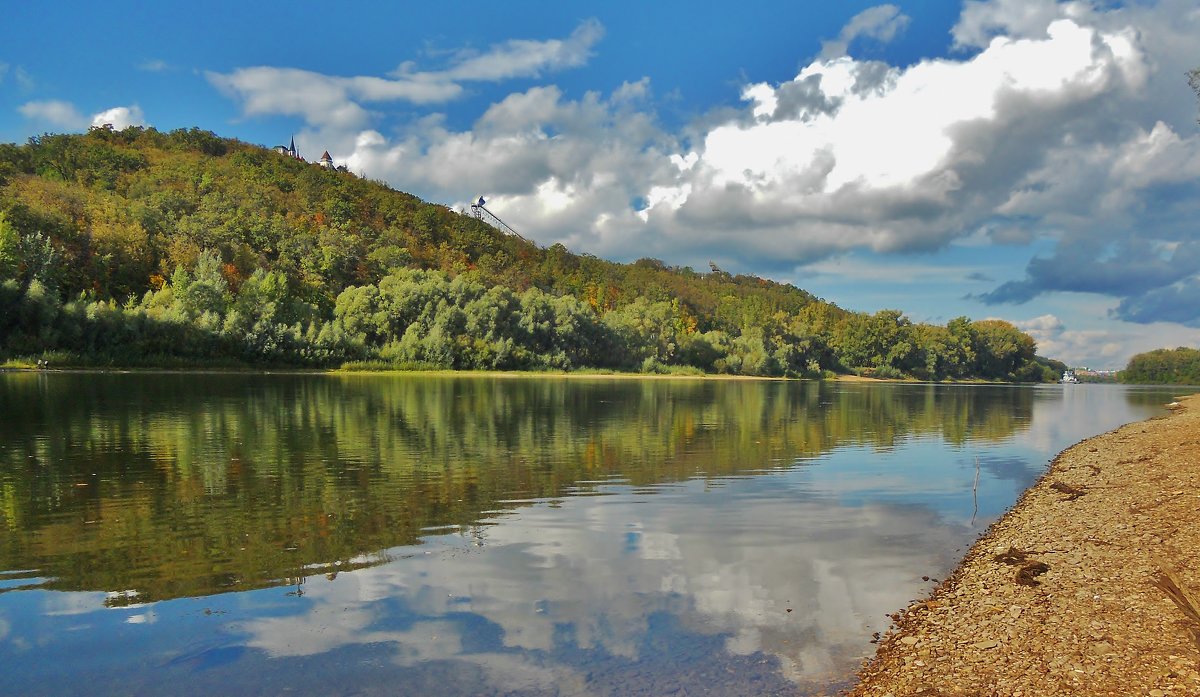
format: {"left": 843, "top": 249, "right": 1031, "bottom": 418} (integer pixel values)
{"left": 847, "top": 393, "right": 1200, "bottom": 697}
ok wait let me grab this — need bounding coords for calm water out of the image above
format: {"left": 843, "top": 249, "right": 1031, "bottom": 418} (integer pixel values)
{"left": 0, "top": 373, "right": 1185, "bottom": 695}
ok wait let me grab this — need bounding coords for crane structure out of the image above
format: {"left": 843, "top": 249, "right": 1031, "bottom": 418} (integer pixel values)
{"left": 469, "top": 197, "right": 535, "bottom": 246}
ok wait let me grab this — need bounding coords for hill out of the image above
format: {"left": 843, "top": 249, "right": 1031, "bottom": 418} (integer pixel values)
{"left": 0, "top": 126, "right": 1055, "bottom": 381}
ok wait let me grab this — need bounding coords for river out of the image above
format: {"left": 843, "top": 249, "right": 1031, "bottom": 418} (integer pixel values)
{"left": 0, "top": 373, "right": 1184, "bottom": 695}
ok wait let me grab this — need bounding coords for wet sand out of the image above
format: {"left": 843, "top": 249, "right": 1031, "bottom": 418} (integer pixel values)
{"left": 847, "top": 393, "right": 1200, "bottom": 697}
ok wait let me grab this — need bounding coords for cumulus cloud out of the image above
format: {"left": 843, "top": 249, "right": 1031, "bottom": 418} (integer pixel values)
{"left": 820, "top": 4, "right": 911, "bottom": 59}
{"left": 342, "top": 84, "right": 676, "bottom": 255}
{"left": 951, "top": 0, "right": 1078, "bottom": 49}
{"left": 1016, "top": 313, "right": 1200, "bottom": 367}
{"left": 978, "top": 114, "right": 1200, "bottom": 316}
{"left": 1018, "top": 313, "right": 1065, "bottom": 336}
{"left": 18, "top": 100, "right": 87, "bottom": 129}
{"left": 91, "top": 105, "right": 146, "bottom": 130}
{"left": 629, "top": 15, "right": 1155, "bottom": 266}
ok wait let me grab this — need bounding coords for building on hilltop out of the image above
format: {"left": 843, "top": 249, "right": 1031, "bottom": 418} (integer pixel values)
{"left": 273, "top": 136, "right": 301, "bottom": 160}
{"left": 272, "top": 137, "right": 350, "bottom": 173}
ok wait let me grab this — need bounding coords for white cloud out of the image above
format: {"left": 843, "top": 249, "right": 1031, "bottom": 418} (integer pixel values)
{"left": 342, "top": 84, "right": 674, "bottom": 256}
{"left": 90, "top": 105, "right": 145, "bottom": 130}
{"left": 18, "top": 100, "right": 87, "bottom": 129}
{"left": 820, "top": 4, "right": 911, "bottom": 59}
{"left": 1016, "top": 313, "right": 1200, "bottom": 368}
{"left": 137, "top": 59, "right": 169, "bottom": 72}
{"left": 1016, "top": 313, "right": 1064, "bottom": 335}
{"left": 951, "top": 0, "right": 1081, "bottom": 49}
{"left": 612, "top": 77, "right": 651, "bottom": 103}
{"left": 208, "top": 19, "right": 604, "bottom": 133}
{"left": 624, "top": 14, "right": 1155, "bottom": 267}
{"left": 19, "top": 101, "right": 148, "bottom": 132}
{"left": 396, "top": 18, "right": 604, "bottom": 82}
{"left": 208, "top": 67, "right": 459, "bottom": 132}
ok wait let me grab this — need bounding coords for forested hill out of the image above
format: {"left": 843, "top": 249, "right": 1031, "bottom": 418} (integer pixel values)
{"left": 0, "top": 126, "right": 1060, "bottom": 380}
{"left": 1121, "top": 347, "right": 1200, "bottom": 385}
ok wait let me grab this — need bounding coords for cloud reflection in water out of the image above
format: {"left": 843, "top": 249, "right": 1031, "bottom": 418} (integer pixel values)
{"left": 241, "top": 474, "right": 965, "bottom": 694}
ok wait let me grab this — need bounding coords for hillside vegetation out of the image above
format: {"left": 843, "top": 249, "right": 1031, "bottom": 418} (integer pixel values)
{"left": 0, "top": 126, "right": 1057, "bottom": 380}
{"left": 1121, "top": 347, "right": 1200, "bottom": 385}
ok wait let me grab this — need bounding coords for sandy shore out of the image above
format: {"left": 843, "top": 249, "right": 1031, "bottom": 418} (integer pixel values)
{"left": 848, "top": 393, "right": 1200, "bottom": 697}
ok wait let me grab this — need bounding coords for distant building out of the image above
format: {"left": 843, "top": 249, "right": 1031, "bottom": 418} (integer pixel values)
{"left": 272, "top": 137, "right": 349, "bottom": 173}
{"left": 273, "top": 136, "right": 301, "bottom": 160}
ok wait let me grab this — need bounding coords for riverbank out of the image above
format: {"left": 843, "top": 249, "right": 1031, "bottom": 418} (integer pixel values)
{"left": 847, "top": 394, "right": 1200, "bottom": 696}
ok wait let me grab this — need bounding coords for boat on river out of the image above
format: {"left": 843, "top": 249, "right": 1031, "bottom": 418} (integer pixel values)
{"left": 1060, "top": 370, "right": 1079, "bottom": 384}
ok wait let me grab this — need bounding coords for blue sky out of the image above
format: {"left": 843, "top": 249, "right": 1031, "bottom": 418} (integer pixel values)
{"left": 3, "top": 1, "right": 1199, "bottom": 368}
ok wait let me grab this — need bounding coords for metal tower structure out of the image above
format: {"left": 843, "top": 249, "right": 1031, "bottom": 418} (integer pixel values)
{"left": 469, "top": 197, "right": 535, "bottom": 246}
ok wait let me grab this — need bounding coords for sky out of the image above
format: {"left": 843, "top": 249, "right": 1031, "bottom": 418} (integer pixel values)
{"left": 2, "top": 0, "right": 1199, "bottom": 369}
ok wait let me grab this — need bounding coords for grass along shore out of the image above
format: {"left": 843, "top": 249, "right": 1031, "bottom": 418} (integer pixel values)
{"left": 847, "top": 393, "right": 1200, "bottom": 697}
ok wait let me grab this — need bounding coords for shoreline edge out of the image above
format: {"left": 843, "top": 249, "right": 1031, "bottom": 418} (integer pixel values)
{"left": 847, "top": 393, "right": 1200, "bottom": 696}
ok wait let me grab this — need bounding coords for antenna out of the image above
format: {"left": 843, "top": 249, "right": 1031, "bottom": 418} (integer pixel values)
{"left": 469, "top": 196, "right": 535, "bottom": 246}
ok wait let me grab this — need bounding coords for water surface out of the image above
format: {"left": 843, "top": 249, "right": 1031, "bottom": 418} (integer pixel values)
{"left": 0, "top": 374, "right": 1184, "bottom": 695}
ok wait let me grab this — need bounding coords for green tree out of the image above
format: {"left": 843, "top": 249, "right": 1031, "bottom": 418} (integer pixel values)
{"left": 602, "top": 298, "right": 686, "bottom": 370}
{"left": 0, "top": 212, "right": 18, "bottom": 281}
{"left": 970, "top": 319, "right": 1036, "bottom": 379}
{"left": 172, "top": 250, "right": 230, "bottom": 327}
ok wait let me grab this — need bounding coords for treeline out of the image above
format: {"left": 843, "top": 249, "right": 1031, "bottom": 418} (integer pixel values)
{"left": 1121, "top": 347, "right": 1200, "bottom": 385}
{"left": 0, "top": 125, "right": 1058, "bottom": 380}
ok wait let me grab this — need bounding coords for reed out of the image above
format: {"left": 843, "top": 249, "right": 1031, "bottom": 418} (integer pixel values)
{"left": 1152, "top": 568, "right": 1200, "bottom": 649}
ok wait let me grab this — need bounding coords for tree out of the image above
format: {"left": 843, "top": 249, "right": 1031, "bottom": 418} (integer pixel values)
{"left": 602, "top": 298, "right": 686, "bottom": 370}
{"left": 334, "top": 284, "right": 388, "bottom": 344}
{"left": 0, "top": 212, "right": 18, "bottom": 282}
{"left": 172, "top": 250, "right": 230, "bottom": 327}
{"left": 830, "top": 309, "right": 915, "bottom": 374}
{"left": 970, "top": 319, "right": 1036, "bottom": 379}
